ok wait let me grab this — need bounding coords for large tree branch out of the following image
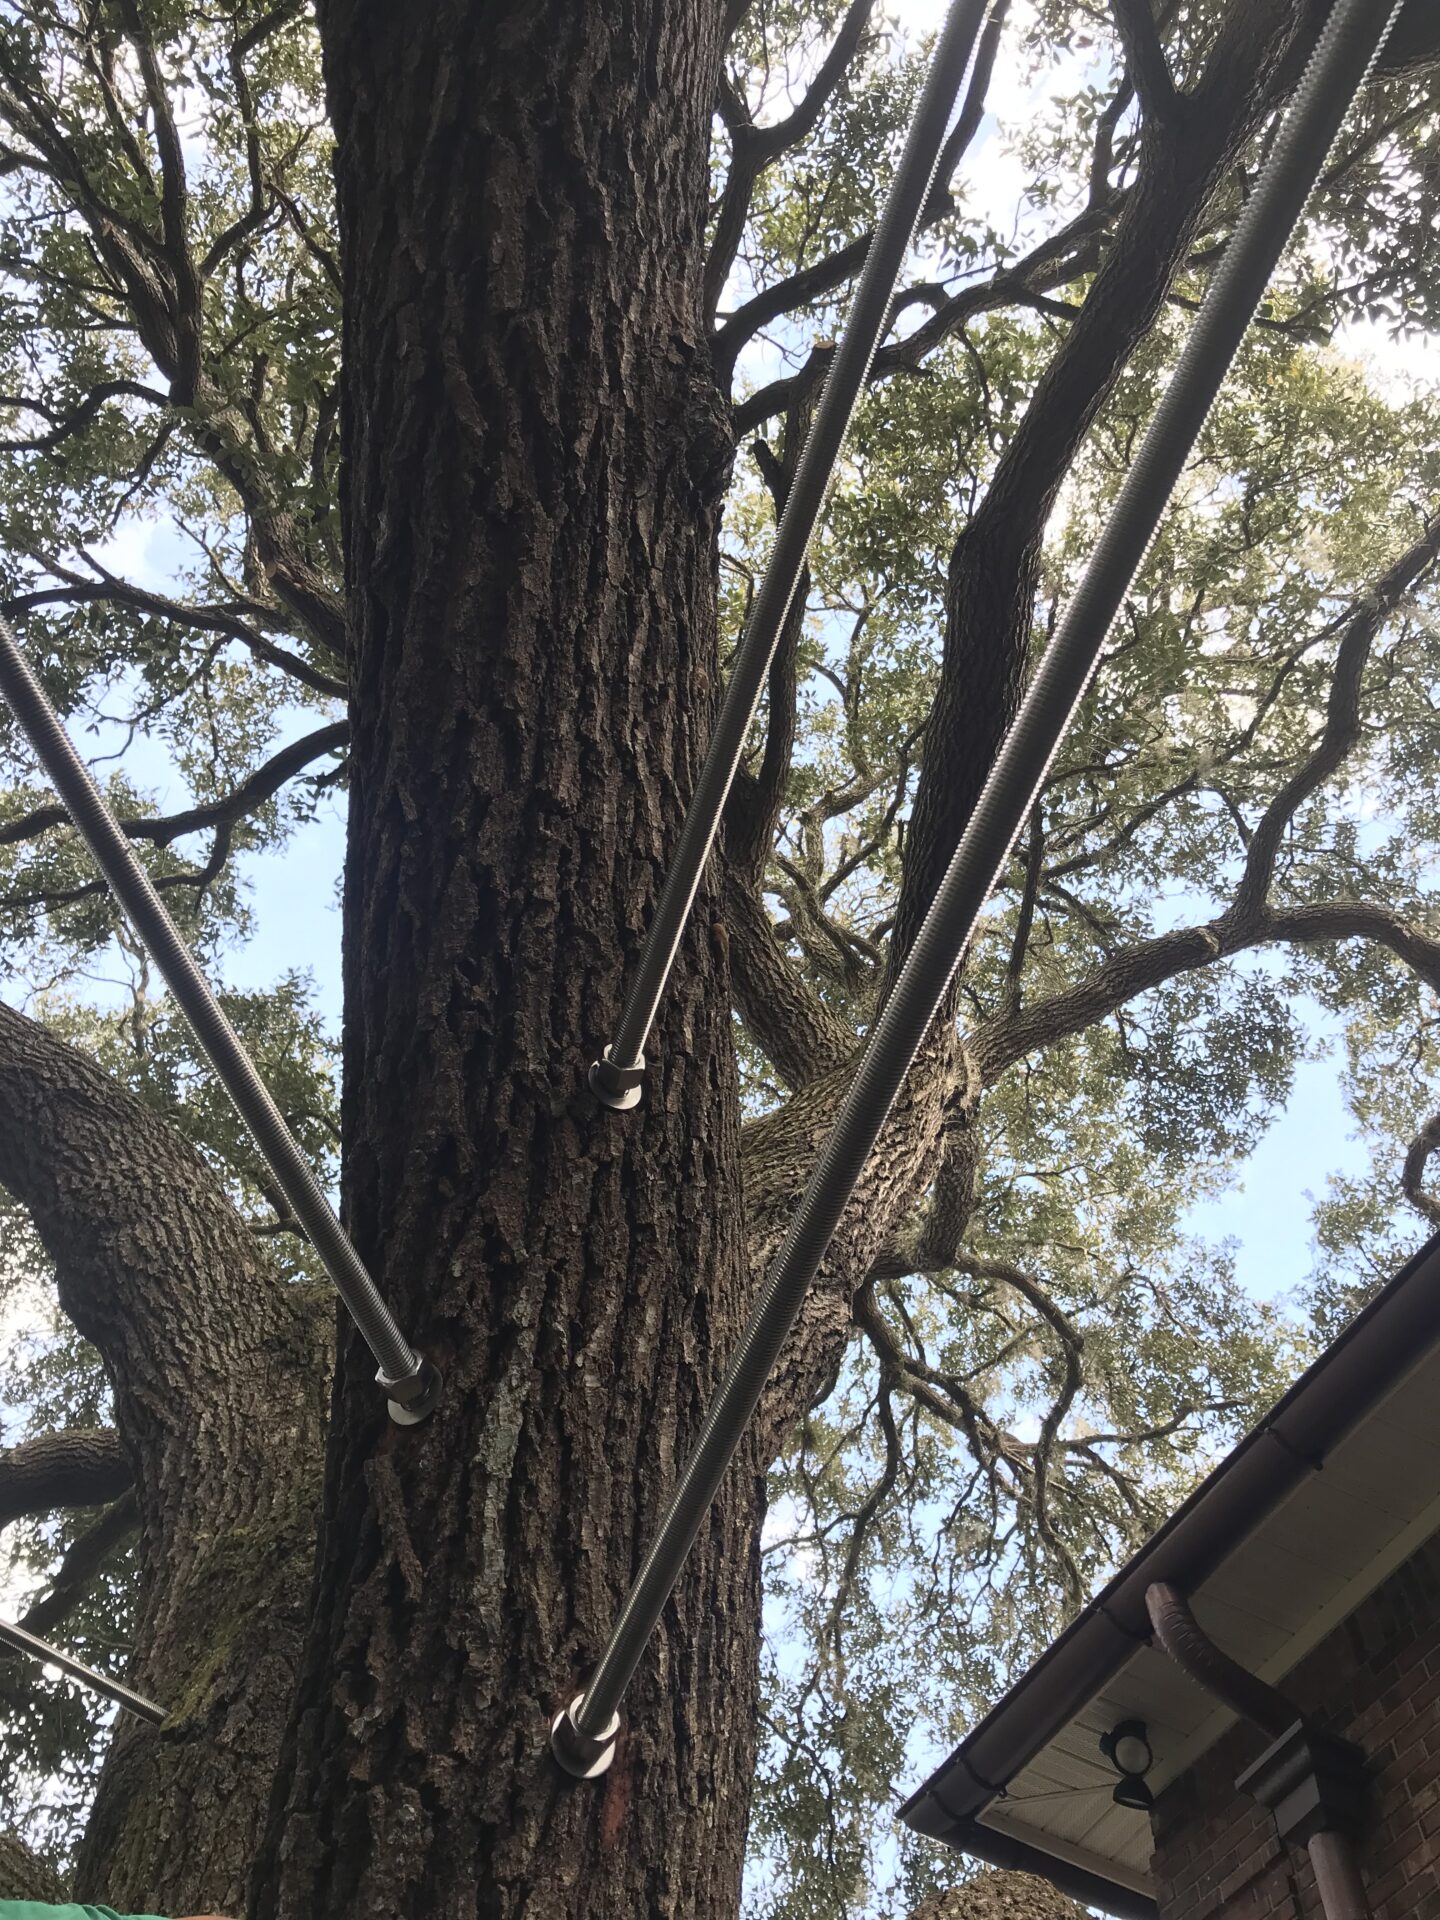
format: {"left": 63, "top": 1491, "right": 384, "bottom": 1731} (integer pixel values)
{"left": 0, "top": 1001, "right": 323, "bottom": 1558}
{"left": 1402, "top": 1112, "right": 1440, "bottom": 1228}
{"left": 0, "top": 1428, "right": 131, "bottom": 1527}
{"left": 911, "top": 1870, "right": 1087, "bottom": 1920}
{"left": 864, "top": 1112, "right": 980, "bottom": 1281}
{"left": 1109, "top": 0, "right": 1179, "bottom": 123}
{"left": 0, "top": 1002, "right": 327, "bottom": 1879}
{"left": 974, "top": 897, "right": 1440, "bottom": 1087}
{"left": 723, "top": 411, "right": 812, "bottom": 880}
{"left": 723, "top": 866, "right": 854, "bottom": 1088}
{"left": 0, "top": 1830, "right": 66, "bottom": 1903}
{"left": 0, "top": 987, "right": 333, "bottom": 1914}
{"left": 13, "top": 1491, "right": 139, "bottom": 1639}
{"left": 748, "top": 1018, "right": 961, "bottom": 1458}
{"left": 705, "top": 0, "right": 878, "bottom": 316}
{"left": 750, "top": 0, "right": 876, "bottom": 165}
{"left": 1232, "top": 512, "right": 1440, "bottom": 919}
{"left": 117, "top": 0, "right": 203, "bottom": 398}
{"left": 885, "top": 0, "right": 1416, "bottom": 985}
{"left": 973, "top": 517, "right": 1440, "bottom": 1077}
{"left": 1263, "top": 901, "right": 1440, "bottom": 991}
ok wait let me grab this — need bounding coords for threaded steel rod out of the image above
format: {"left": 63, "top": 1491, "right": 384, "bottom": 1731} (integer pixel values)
{"left": 590, "top": 0, "right": 992, "bottom": 1109}
{"left": 0, "top": 613, "right": 438, "bottom": 1420}
{"left": 561, "top": 0, "right": 1400, "bottom": 1754}
{"left": 0, "top": 1614, "right": 167, "bottom": 1726}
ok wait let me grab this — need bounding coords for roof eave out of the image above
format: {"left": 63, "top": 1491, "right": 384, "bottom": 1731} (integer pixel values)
{"left": 899, "top": 1229, "right": 1440, "bottom": 1886}
{"left": 908, "top": 1803, "right": 1159, "bottom": 1919}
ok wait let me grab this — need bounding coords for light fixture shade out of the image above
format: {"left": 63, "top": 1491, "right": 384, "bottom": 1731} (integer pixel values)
{"left": 1100, "top": 1717, "right": 1155, "bottom": 1810}
{"left": 1113, "top": 1775, "right": 1155, "bottom": 1811}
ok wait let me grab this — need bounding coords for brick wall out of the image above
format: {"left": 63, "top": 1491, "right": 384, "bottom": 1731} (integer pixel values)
{"left": 1150, "top": 1535, "right": 1440, "bottom": 1919}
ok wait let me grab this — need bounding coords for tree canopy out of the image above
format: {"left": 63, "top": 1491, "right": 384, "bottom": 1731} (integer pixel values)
{"left": 0, "top": 1, "right": 1437, "bottom": 1916}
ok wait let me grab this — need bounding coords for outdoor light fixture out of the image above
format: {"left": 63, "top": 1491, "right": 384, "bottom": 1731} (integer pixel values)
{"left": 1100, "top": 1719, "right": 1155, "bottom": 1811}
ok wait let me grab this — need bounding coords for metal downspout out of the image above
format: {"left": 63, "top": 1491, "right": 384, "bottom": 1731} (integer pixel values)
{"left": 1146, "top": 1584, "right": 1373, "bottom": 1920}
{"left": 1308, "top": 1832, "right": 1373, "bottom": 1920}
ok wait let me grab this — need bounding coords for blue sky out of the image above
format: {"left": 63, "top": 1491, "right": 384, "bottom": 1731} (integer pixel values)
{"left": 1, "top": 2, "right": 1435, "bottom": 1902}
{"left": 32, "top": 0, "right": 1424, "bottom": 1334}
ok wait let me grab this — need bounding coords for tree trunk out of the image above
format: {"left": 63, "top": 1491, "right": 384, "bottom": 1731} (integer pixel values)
{"left": 0, "top": 1005, "right": 328, "bottom": 1916}
{"left": 250, "top": 4, "right": 762, "bottom": 1916}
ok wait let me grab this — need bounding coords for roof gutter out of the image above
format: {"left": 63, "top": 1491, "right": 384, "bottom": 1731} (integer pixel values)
{"left": 898, "top": 1229, "right": 1440, "bottom": 1890}
{"left": 935, "top": 1816, "right": 1158, "bottom": 1919}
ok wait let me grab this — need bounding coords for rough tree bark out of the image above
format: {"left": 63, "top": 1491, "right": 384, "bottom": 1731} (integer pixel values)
{"left": 0, "top": 1829, "right": 66, "bottom": 1902}
{"left": 0, "top": 1429, "right": 131, "bottom": 1526}
{"left": 247, "top": 4, "right": 764, "bottom": 1917}
{"left": 0, "top": 1005, "right": 329, "bottom": 1913}
{"left": 912, "top": 1869, "right": 1087, "bottom": 1918}
{"left": 0, "top": 3, "right": 1435, "bottom": 1917}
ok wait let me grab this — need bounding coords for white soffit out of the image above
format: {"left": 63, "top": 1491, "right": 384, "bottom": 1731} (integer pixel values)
{"left": 964, "top": 1331, "right": 1440, "bottom": 1890}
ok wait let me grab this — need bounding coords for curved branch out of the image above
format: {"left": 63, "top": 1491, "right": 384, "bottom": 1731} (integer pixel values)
{"left": 0, "top": 21, "right": 344, "bottom": 661}
{"left": 14, "top": 1491, "right": 139, "bottom": 1638}
{"left": 722, "top": 865, "right": 854, "bottom": 1088}
{"left": 8, "top": 548, "right": 347, "bottom": 698}
{"left": 973, "top": 920, "right": 1224, "bottom": 1080}
{"left": 0, "top": 1428, "right": 131, "bottom": 1527}
{"left": 980, "top": 519, "right": 1440, "bottom": 1077}
{"left": 976, "top": 894, "right": 1440, "bottom": 1087}
{"left": 1, "top": 841, "right": 234, "bottom": 919}
{"left": 867, "top": 1087, "right": 982, "bottom": 1280}
{"left": 8, "top": 556, "right": 347, "bottom": 698}
{"left": 0, "top": 379, "right": 169, "bottom": 453}
{"left": 730, "top": 200, "right": 1107, "bottom": 436}
{"left": 853, "top": 1280, "right": 1009, "bottom": 1476}
{"left": 706, "top": 0, "right": 878, "bottom": 315}
{"left": 1233, "top": 512, "right": 1440, "bottom": 920}
{"left": 0, "top": 718, "right": 349, "bottom": 852}
{"left": 753, "top": 0, "right": 877, "bottom": 165}
{"left": 1264, "top": 902, "right": 1440, "bottom": 995}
